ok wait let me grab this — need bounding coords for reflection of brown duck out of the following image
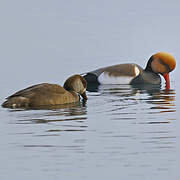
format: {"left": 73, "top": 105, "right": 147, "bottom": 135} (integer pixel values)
{"left": 2, "top": 75, "right": 87, "bottom": 108}
{"left": 83, "top": 52, "right": 176, "bottom": 89}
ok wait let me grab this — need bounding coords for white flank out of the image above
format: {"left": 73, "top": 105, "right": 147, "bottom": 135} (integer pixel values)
{"left": 98, "top": 72, "right": 134, "bottom": 84}
{"left": 134, "top": 66, "right": 140, "bottom": 76}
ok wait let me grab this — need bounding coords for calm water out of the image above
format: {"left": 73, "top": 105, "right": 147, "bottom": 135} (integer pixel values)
{"left": 0, "top": 1, "right": 180, "bottom": 180}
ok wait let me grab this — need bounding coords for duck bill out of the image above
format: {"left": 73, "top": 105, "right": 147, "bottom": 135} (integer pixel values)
{"left": 81, "top": 92, "right": 87, "bottom": 100}
{"left": 163, "top": 73, "right": 170, "bottom": 90}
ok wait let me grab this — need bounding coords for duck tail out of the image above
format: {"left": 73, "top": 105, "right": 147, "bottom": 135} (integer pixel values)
{"left": 1, "top": 97, "right": 29, "bottom": 108}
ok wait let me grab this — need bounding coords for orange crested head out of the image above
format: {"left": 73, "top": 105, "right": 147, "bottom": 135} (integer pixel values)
{"left": 153, "top": 52, "right": 176, "bottom": 73}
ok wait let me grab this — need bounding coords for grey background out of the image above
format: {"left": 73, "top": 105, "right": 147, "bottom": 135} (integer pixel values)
{"left": 0, "top": 0, "right": 180, "bottom": 179}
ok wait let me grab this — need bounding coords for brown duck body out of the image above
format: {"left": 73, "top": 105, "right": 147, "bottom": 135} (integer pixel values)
{"left": 2, "top": 75, "right": 87, "bottom": 108}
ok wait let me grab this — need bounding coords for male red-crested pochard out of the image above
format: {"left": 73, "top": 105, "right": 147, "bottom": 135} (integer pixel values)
{"left": 83, "top": 52, "right": 176, "bottom": 89}
{"left": 2, "top": 74, "right": 87, "bottom": 108}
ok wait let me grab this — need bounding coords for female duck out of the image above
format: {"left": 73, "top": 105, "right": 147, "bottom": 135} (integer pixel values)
{"left": 83, "top": 52, "right": 176, "bottom": 89}
{"left": 2, "top": 74, "right": 87, "bottom": 108}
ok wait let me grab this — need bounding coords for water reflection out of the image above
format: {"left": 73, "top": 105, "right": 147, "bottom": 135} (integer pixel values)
{"left": 87, "top": 83, "right": 162, "bottom": 95}
{"left": 7, "top": 101, "right": 87, "bottom": 133}
{"left": 147, "top": 89, "right": 176, "bottom": 113}
{"left": 87, "top": 83, "right": 176, "bottom": 123}
{"left": 87, "top": 84, "right": 176, "bottom": 156}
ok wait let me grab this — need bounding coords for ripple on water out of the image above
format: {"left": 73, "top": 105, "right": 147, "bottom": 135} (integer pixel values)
{"left": 1, "top": 83, "right": 177, "bottom": 180}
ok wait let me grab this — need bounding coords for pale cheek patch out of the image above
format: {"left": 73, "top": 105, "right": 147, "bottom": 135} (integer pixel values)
{"left": 98, "top": 72, "right": 134, "bottom": 84}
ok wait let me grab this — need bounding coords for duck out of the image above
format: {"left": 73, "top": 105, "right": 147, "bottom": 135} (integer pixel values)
{"left": 83, "top": 52, "right": 176, "bottom": 89}
{"left": 2, "top": 74, "right": 87, "bottom": 108}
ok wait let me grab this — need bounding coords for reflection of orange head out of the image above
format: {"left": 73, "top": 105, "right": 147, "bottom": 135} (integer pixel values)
{"left": 153, "top": 52, "right": 176, "bottom": 73}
